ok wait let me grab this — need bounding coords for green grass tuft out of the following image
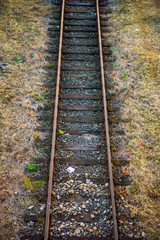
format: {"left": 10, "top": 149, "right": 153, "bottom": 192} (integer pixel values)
{"left": 27, "top": 164, "right": 37, "bottom": 172}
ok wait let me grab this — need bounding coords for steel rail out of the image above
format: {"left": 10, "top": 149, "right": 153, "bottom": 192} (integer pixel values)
{"left": 44, "top": 0, "right": 65, "bottom": 239}
{"left": 96, "top": 0, "right": 118, "bottom": 239}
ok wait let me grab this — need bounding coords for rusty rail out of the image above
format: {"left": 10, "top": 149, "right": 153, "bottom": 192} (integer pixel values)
{"left": 96, "top": 0, "right": 118, "bottom": 239}
{"left": 44, "top": 0, "right": 65, "bottom": 239}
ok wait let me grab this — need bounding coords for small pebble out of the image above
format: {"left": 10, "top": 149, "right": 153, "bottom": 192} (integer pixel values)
{"left": 69, "top": 189, "right": 74, "bottom": 195}
{"left": 29, "top": 221, "right": 34, "bottom": 226}
{"left": 85, "top": 173, "right": 89, "bottom": 178}
{"left": 40, "top": 204, "right": 45, "bottom": 211}
{"left": 28, "top": 205, "right": 34, "bottom": 210}
{"left": 142, "top": 232, "right": 145, "bottom": 237}
{"left": 128, "top": 233, "right": 133, "bottom": 238}
{"left": 95, "top": 231, "right": 99, "bottom": 236}
{"left": 75, "top": 228, "right": 81, "bottom": 234}
{"left": 134, "top": 235, "right": 139, "bottom": 238}
{"left": 80, "top": 222, "right": 85, "bottom": 227}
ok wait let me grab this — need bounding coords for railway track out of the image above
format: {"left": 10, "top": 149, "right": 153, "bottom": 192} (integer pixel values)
{"left": 45, "top": 0, "right": 118, "bottom": 239}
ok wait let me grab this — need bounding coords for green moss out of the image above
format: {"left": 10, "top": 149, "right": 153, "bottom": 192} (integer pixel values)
{"left": 24, "top": 177, "right": 33, "bottom": 190}
{"left": 32, "top": 92, "right": 43, "bottom": 101}
{"left": 33, "top": 179, "right": 47, "bottom": 188}
{"left": 24, "top": 177, "right": 47, "bottom": 190}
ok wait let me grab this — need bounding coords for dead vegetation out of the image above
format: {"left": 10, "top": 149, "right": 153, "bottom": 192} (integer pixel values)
{"left": 0, "top": 0, "right": 53, "bottom": 238}
{"left": 108, "top": 0, "right": 160, "bottom": 238}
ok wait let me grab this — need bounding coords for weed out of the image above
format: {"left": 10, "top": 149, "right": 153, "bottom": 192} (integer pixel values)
{"left": 111, "top": 147, "right": 116, "bottom": 152}
{"left": 110, "top": 46, "right": 118, "bottom": 52}
{"left": 122, "top": 70, "right": 127, "bottom": 75}
{"left": 27, "top": 164, "right": 37, "bottom": 172}
{"left": 113, "top": 62, "right": 120, "bottom": 67}
{"left": 48, "top": 63, "right": 55, "bottom": 67}
{"left": 58, "top": 129, "right": 65, "bottom": 135}
{"left": 15, "top": 56, "right": 23, "bottom": 63}
{"left": 103, "top": 147, "right": 107, "bottom": 153}
{"left": 44, "top": 53, "right": 49, "bottom": 58}
{"left": 19, "top": 200, "right": 25, "bottom": 206}
{"left": 123, "top": 75, "right": 128, "bottom": 81}
{"left": 67, "top": 153, "right": 72, "bottom": 158}
{"left": 1, "top": 219, "right": 6, "bottom": 225}
{"left": 38, "top": 146, "right": 51, "bottom": 152}
{"left": 122, "top": 70, "right": 128, "bottom": 81}
{"left": 122, "top": 87, "right": 127, "bottom": 91}
{"left": 68, "top": 209, "right": 72, "bottom": 214}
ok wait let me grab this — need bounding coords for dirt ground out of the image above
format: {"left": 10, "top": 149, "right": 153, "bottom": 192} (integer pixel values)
{"left": 0, "top": 0, "right": 159, "bottom": 239}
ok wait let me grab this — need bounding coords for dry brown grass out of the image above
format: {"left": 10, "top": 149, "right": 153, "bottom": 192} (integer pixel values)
{"left": 107, "top": 0, "right": 160, "bottom": 238}
{"left": 0, "top": 0, "right": 53, "bottom": 238}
